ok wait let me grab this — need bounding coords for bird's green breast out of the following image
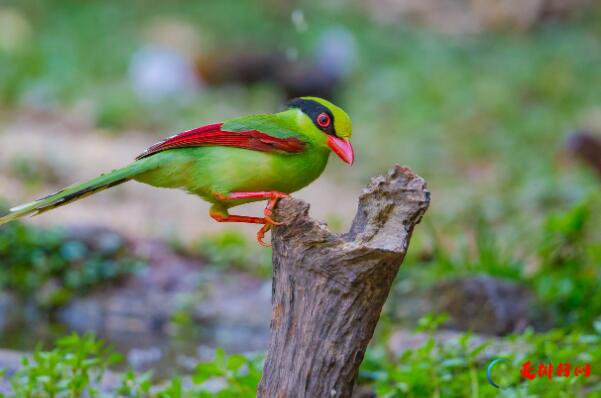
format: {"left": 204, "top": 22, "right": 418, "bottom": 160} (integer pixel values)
{"left": 134, "top": 144, "right": 330, "bottom": 207}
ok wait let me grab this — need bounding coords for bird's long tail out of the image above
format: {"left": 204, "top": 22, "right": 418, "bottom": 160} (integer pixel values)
{"left": 0, "top": 160, "right": 153, "bottom": 225}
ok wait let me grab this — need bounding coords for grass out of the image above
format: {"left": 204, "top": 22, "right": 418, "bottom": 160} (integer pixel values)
{"left": 2, "top": 333, "right": 264, "bottom": 398}
{"left": 1, "top": 323, "right": 598, "bottom": 397}
{"left": 392, "top": 192, "right": 601, "bottom": 331}
{"left": 0, "top": 219, "right": 145, "bottom": 307}
{"left": 361, "top": 322, "right": 601, "bottom": 397}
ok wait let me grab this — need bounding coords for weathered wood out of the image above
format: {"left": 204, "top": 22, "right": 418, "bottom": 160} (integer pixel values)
{"left": 258, "top": 165, "right": 430, "bottom": 398}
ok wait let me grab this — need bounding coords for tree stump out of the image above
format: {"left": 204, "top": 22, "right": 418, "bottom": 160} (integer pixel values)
{"left": 257, "top": 165, "right": 430, "bottom": 398}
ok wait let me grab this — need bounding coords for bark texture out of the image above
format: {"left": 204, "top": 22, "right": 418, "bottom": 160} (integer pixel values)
{"left": 257, "top": 165, "right": 430, "bottom": 398}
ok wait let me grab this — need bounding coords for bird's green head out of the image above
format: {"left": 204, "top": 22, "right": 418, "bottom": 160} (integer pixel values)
{"left": 287, "top": 96, "right": 354, "bottom": 165}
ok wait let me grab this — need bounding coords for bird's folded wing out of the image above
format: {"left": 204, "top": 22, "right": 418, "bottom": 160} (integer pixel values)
{"left": 136, "top": 123, "right": 305, "bottom": 160}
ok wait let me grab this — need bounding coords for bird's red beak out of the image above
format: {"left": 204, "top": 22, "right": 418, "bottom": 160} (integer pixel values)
{"left": 327, "top": 136, "right": 354, "bottom": 165}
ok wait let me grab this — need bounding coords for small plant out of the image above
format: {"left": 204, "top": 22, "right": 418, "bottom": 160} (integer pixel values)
{"left": 1, "top": 334, "right": 264, "bottom": 398}
{"left": 0, "top": 220, "right": 145, "bottom": 307}
{"left": 539, "top": 194, "right": 597, "bottom": 267}
{"left": 6, "top": 333, "right": 121, "bottom": 398}
{"left": 114, "top": 369, "right": 153, "bottom": 398}
{"left": 413, "top": 211, "right": 525, "bottom": 287}
{"left": 191, "top": 348, "right": 263, "bottom": 397}
{"left": 533, "top": 194, "right": 601, "bottom": 328}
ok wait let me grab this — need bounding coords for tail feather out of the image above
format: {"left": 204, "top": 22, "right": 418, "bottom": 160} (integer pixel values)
{"left": 0, "top": 160, "right": 152, "bottom": 225}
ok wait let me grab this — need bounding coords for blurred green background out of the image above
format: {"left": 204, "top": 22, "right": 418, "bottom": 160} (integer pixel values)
{"left": 0, "top": 0, "right": 600, "bottom": 396}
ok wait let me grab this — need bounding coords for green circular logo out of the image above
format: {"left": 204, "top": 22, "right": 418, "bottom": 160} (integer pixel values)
{"left": 487, "top": 358, "right": 514, "bottom": 390}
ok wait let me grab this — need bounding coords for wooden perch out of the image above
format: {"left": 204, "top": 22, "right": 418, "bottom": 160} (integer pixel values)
{"left": 257, "top": 165, "right": 430, "bottom": 398}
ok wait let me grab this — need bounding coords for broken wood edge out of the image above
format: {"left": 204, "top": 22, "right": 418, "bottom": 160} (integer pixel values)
{"left": 273, "top": 164, "right": 430, "bottom": 257}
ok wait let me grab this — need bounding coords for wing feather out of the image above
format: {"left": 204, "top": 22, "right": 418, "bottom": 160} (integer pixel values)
{"left": 136, "top": 123, "right": 305, "bottom": 160}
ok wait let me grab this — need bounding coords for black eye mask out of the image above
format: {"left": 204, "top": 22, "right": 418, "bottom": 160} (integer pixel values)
{"left": 287, "top": 98, "right": 336, "bottom": 136}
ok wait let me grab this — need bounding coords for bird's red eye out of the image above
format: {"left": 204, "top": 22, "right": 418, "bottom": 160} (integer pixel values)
{"left": 316, "top": 112, "right": 331, "bottom": 128}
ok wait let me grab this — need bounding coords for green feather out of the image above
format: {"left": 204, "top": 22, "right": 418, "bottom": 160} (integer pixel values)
{"left": 0, "top": 160, "right": 154, "bottom": 225}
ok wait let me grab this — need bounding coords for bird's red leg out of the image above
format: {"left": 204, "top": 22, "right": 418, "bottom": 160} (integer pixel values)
{"left": 211, "top": 191, "right": 290, "bottom": 246}
{"left": 210, "top": 208, "right": 271, "bottom": 246}
{"left": 209, "top": 212, "right": 266, "bottom": 224}
{"left": 215, "top": 191, "right": 290, "bottom": 224}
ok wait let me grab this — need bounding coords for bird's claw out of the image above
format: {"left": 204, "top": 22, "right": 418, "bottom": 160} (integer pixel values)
{"left": 261, "top": 192, "right": 289, "bottom": 229}
{"left": 256, "top": 223, "right": 272, "bottom": 247}
{"left": 263, "top": 211, "right": 283, "bottom": 226}
{"left": 256, "top": 211, "right": 286, "bottom": 247}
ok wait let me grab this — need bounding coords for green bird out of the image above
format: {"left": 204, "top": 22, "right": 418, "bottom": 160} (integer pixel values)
{"left": 0, "top": 97, "right": 354, "bottom": 245}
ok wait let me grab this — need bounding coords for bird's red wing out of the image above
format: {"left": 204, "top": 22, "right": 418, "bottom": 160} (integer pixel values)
{"left": 136, "top": 123, "right": 305, "bottom": 160}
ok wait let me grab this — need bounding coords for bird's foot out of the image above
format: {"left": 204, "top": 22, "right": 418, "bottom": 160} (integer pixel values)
{"left": 263, "top": 192, "right": 290, "bottom": 225}
{"left": 210, "top": 191, "right": 290, "bottom": 246}
{"left": 257, "top": 209, "right": 289, "bottom": 246}
{"left": 210, "top": 210, "right": 281, "bottom": 247}
{"left": 256, "top": 223, "right": 272, "bottom": 247}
